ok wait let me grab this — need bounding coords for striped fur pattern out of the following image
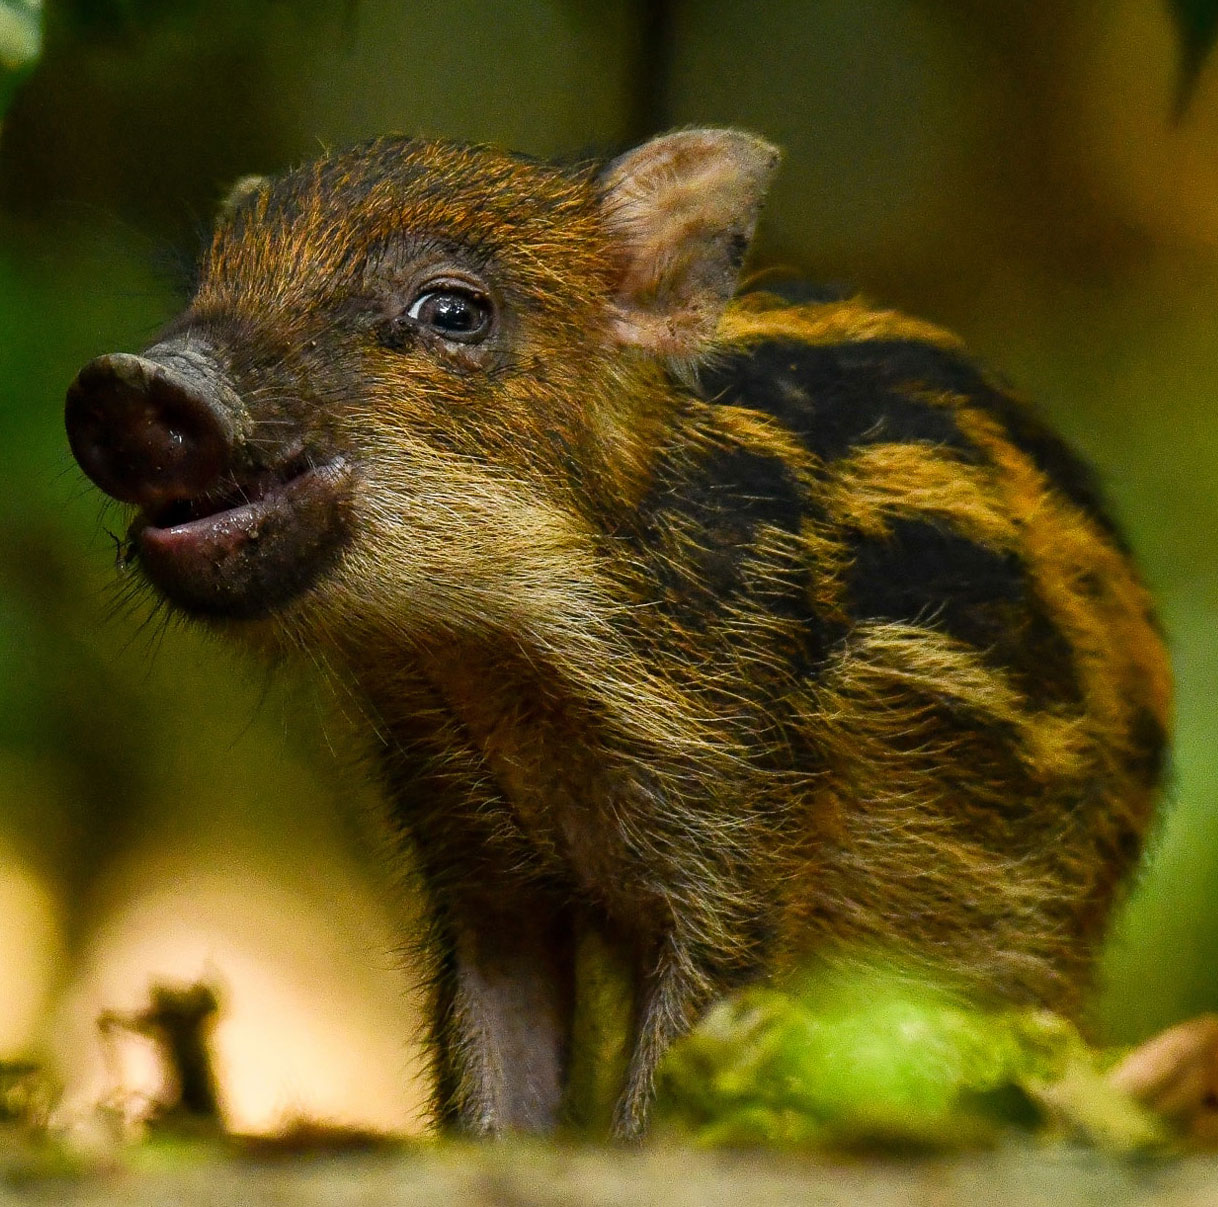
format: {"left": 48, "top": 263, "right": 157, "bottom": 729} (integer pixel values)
{"left": 93, "top": 133, "right": 1170, "bottom": 1137}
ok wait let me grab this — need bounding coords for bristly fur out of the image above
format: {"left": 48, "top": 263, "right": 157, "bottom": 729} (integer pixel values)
{"left": 83, "top": 132, "right": 1171, "bottom": 1138}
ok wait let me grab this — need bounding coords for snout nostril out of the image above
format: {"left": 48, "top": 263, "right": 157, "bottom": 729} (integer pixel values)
{"left": 65, "top": 352, "right": 233, "bottom": 508}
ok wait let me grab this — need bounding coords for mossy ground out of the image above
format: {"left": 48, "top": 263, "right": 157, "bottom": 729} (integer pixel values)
{"left": 6, "top": 1137, "right": 1218, "bottom": 1207}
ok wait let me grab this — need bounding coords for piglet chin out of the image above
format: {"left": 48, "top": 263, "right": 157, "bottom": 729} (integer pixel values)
{"left": 133, "top": 459, "right": 353, "bottom": 620}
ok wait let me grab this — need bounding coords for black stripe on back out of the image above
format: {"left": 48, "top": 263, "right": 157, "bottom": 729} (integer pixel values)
{"left": 627, "top": 441, "right": 840, "bottom": 679}
{"left": 701, "top": 334, "right": 1128, "bottom": 553}
{"left": 1125, "top": 706, "right": 1169, "bottom": 790}
{"left": 700, "top": 338, "right": 979, "bottom": 464}
{"left": 846, "top": 516, "right": 1083, "bottom": 708}
{"left": 855, "top": 338, "right": 1128, "bottom": 554}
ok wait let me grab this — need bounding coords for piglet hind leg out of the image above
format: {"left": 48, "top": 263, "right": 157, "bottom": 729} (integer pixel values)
{"left": 611, "top": 931, "right": 740, "bottom": 1139}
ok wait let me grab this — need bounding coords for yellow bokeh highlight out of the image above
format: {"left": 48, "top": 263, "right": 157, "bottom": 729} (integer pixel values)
{"left": 50, "top": 854, "right": 428, "bottom": 1136}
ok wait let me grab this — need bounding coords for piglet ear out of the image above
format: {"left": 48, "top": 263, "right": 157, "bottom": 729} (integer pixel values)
{"left": 218, "top": 174, "right": 270, "bottom": 219}
{"left": 598, "top": 129, "right": 780, "bottom": 358}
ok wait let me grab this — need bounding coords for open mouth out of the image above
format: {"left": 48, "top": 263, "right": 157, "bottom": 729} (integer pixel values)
{"left": 141, "top": 450, "right": 319, "bottom": 532}
{"left": 132, "top": 454, "right": 353, "bottom": 620}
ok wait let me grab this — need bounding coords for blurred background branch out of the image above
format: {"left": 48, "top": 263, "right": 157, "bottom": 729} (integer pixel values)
{"left": 1169, "top": 0, "right": 1218, "bottom": 108}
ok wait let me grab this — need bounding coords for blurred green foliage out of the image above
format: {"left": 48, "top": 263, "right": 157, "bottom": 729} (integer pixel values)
{"left": 656, "top": 961, "right": 1164, "bottom": 1151}
{"left": 0, "top": 229, "right": 170, "bottom": 908}
{"left": 53, "top": 0, "right": 201, "bottom": 36}
{"left": 0, "top": 0, "right": 40, "bottom": 115}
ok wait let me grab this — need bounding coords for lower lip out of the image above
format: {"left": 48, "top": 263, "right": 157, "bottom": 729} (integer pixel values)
{"left": 132, "top": 459, "right": 352, "bottom": 618}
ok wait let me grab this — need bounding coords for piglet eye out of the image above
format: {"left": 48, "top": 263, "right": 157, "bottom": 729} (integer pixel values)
{"left": 406, "top": 288, "right": 492, "bottom": 342}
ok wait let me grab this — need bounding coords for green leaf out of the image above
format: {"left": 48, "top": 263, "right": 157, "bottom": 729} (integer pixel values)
{"left": 0, "top": 0, "right": 40, "bottom": 118}
{"left": 1167, "top": 0, "right": 1218, "bottom": 111}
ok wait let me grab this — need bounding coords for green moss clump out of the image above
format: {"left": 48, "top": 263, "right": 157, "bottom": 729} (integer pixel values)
{"left": 654, "top": 962, "right": 1165, "bottom": 1153}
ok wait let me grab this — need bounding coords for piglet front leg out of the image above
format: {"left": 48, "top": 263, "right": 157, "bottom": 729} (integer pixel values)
{"left": 430, "top": 892, "right": 574, "bottom": 1135}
